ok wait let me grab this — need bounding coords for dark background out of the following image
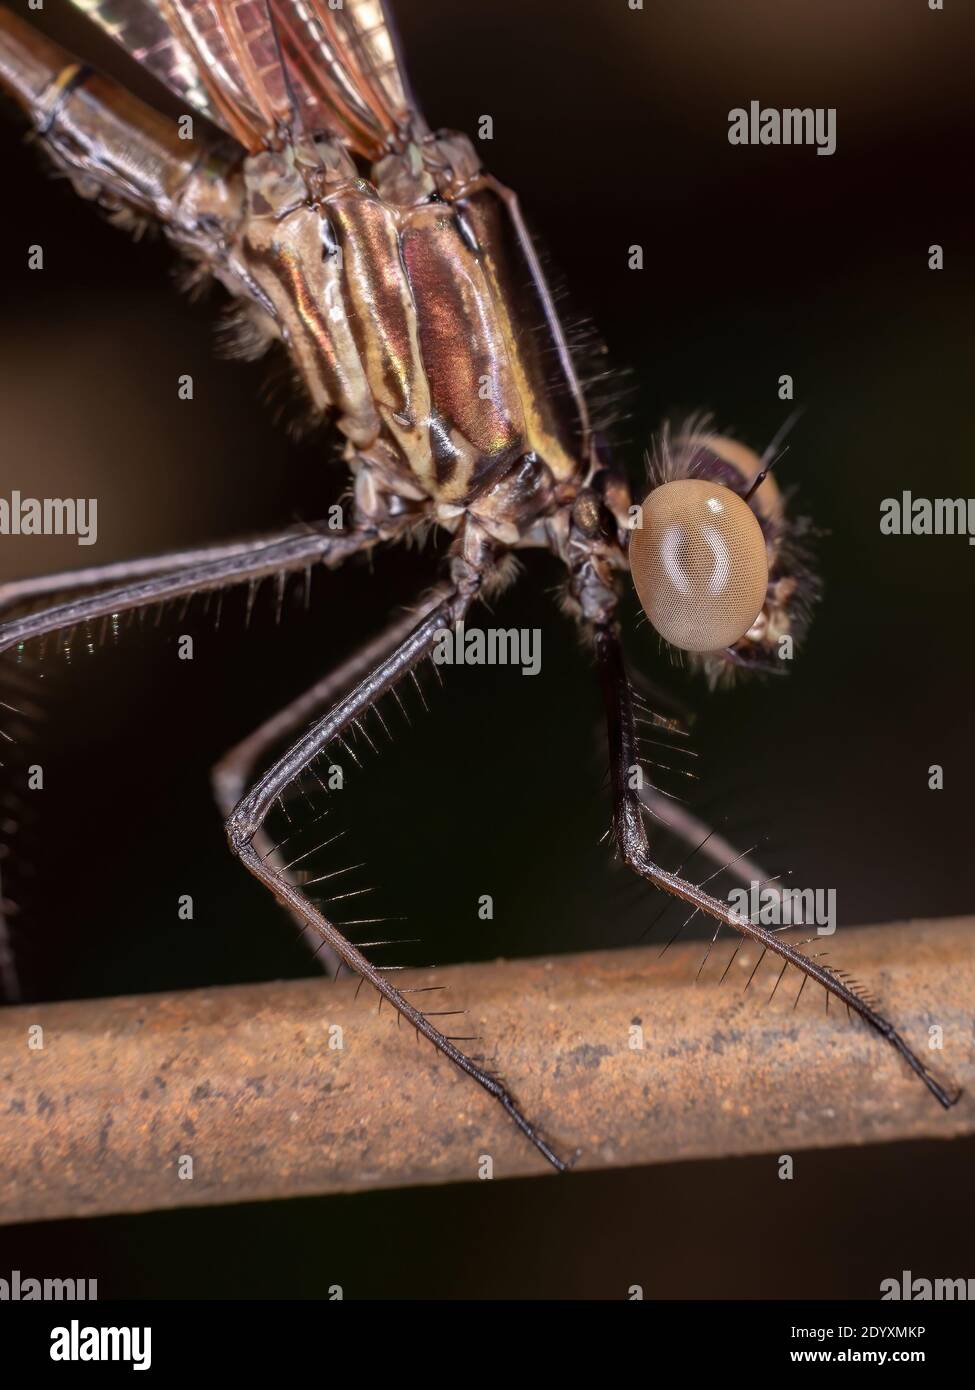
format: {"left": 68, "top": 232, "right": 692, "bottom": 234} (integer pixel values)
{"left": 0, "top": 0, "right": 972, "bottom": 1298}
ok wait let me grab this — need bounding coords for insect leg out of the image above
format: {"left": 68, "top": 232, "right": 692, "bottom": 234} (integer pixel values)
{"left": 0, "top": 529, "right": 354, "bottom": 614}
{"left": 0, "top": 525, "right": 378, "bottom": 1000}
{"left": 594, "top": 622, "right": 960, "bottom": 1110}
{"left": 0, "top": 526, "right": 377, "bottom": 657}
{"left": 225, "top": 590, "right": 568, "bottom": 1173}
{"left": 212, "top": 587, "right": 449, "bottom": 971}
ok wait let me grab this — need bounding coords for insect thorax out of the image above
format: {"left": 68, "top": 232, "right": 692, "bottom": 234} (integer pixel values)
{"left": 229, "top": 132, "right": 590, "bottom": 546}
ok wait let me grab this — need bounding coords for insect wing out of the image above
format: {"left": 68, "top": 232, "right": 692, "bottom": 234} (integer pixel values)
{"left": 71, "top": 0, "right": 229, "bottom": 134}
{"left": 70, "top": 0, "right": 427, "bottom": 157}
{"left": 71, "top": 0, "right": 293, "bottom": 148}
{"left": 271, "top": 0, "right": 426, "bottom": 156}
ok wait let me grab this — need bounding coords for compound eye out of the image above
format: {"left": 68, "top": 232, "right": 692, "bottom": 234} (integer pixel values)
{"left": 630, "top": 479, "right": 768, "bottom": 652}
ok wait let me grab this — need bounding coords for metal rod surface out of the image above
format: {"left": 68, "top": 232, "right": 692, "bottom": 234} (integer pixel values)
{"left": 0, "top": 917, "right": 971, "bottom": 1224}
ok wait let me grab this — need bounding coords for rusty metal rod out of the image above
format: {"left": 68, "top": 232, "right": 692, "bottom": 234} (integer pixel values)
{"left": 0, "top": 916, "right": 972, "bottom": 1224}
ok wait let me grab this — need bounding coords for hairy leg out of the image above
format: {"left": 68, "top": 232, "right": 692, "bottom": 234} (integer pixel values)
{"left": 0, "top": 528, "right": 361, "bottom": 612}
{"left": 0, "top": 524, "right": 378, "bottom": 1001}
{"left": 0, "top": 526, "right": 376, "bottom": 656}
{"left": 212, "top": 588, "right": 449, "bottom": 970}
{"left": 594, "top": 622, "right": 959, "bottom": 1109}
{"left": 225, "top": 589, "right": 568, "bottom": 1172}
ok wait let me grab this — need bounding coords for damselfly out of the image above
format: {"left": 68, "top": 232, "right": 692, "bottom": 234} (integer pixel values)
{"left": 0, "top": 0, "right": 959, "bottom": 1172}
